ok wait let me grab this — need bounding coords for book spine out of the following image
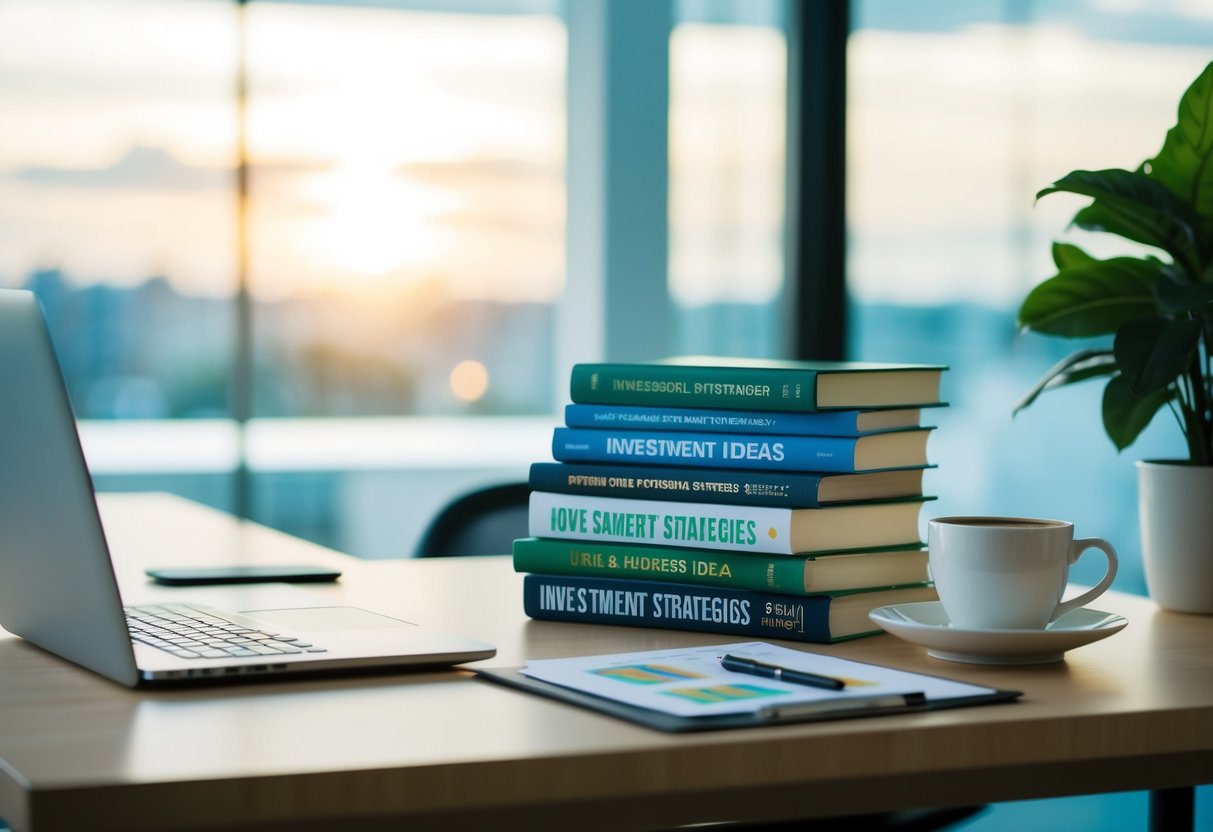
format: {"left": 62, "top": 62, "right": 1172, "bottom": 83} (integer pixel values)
{"left": 552, "top": 427, "right": 860, "bottom": 473}
{"left": 529, "top": 491, "right": 797, "bottom": 554}
{"left": 522, "top": 573, "right": 845, "bottom": 642}
{"left": 514, "top": 537, "right": 816, "bottom": 593}
{"left": 564, "top": 404, "right": 864, "bottom": 436}
{"left": 528, "top": 462, "right": 828, "bottom": 508}
{"left": 570, "top": 364, "right": 820, "bottom": 411}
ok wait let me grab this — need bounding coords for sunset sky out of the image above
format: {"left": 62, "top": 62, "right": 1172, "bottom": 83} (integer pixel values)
{"left": 1, "top": 0, "right": 1210, "bottom": 310}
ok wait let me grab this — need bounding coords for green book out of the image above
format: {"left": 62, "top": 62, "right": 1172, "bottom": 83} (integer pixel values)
{"left": 570, "top": 357, "right": 947, "bottom": 412}
{"left": 512, "top": 537, "right": 930, "bottom": 595}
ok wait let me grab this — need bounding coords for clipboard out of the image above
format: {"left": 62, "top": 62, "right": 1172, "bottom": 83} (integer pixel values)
{"left": 476, "top": 643, "right": 1021, "bottom": 733}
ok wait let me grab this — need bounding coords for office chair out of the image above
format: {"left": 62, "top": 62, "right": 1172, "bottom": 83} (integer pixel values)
{"left": 413, "top": 481, "right": 531, "bottom": 557}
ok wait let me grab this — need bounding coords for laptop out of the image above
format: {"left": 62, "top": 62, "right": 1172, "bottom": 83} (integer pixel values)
{"left": 0, "top": 289, "right": 496, "bottom": 686}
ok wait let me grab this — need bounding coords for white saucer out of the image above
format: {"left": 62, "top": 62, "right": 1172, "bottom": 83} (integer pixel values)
{"left": 868, "top": 601, "right": 1128, "bottom": 665}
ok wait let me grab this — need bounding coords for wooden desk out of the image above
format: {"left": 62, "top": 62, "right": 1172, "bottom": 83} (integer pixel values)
{"left": 0, "top": 493, "right": 1210, "bottom": 832}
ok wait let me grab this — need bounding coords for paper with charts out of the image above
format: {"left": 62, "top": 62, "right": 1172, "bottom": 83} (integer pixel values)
{"left": 520, "top": 641, "right": 994, "bottom": 719}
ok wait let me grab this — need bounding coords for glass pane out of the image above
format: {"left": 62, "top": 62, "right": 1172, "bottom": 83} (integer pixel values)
{"left": 0, "top": 0, "right": 239, "bottom": 420}
{"left": 244, "top": 2, "right": 565, "bottom": 417}
{"left": 670, "top": 0, "right": 786, "bottom": 358}
{"left": 849, "top": 0, "right": 1212, "bottom": 596}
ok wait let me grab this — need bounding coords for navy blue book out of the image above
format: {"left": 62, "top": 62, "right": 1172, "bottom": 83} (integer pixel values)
{"left": 564, "top": 403, "right": 923, "bottom": 436}
{"left": 551, "top": 427, "right": 933, "bottom": 473}
{"left": 529, "top": 462, "right": 927, "bottom": 508}
{"left": 522, "top": 573, "right": 937, "bottom": 643}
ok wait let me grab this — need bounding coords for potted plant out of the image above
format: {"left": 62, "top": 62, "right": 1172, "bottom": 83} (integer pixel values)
{"left": 1015, "top": 61, "right": 1213, "bottom": 614}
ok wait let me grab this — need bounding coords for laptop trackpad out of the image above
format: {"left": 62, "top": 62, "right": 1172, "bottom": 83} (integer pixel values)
{"left": 242, "top": 606, "right": 417, "bottom": 632}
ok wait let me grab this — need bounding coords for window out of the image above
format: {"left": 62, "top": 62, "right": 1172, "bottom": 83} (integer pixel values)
{"left": 0, "top": 0, "right": 792, "bottom": 556}
{"left": 244, "top": 2, "right": 566, "bottom": 417}
{"left": 848, "top": 0, "right": 1213, "bottom": 595}
{"left": 0, "top": 0, "right": 239, "bottom": 421}
{"left": 670, "top": 0, "right": 787, "bottom": 358}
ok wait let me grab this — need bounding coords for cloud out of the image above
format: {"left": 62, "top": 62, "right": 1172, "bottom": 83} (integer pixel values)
{"left": 16, "top": 145, "right": 229, "bottom": 191}
{"left": 397, "top": 157, "right": 557, "bottom": 185}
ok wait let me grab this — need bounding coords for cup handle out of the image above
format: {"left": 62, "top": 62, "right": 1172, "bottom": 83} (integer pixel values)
{"left": 1050, "top": 537, "right": 1118, "bottom": 622}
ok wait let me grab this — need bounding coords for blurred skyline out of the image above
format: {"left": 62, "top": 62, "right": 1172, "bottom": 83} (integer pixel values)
{"left": 3, "top": 0, "right": 1211, "bottom": 313}
{"left": 0, "top": 0, "right": 567, "bottom": 300}
{"left": 3, "top": 0, "right": 1211, "bottom": 422}
{"left": 0, "top": 1, "right": 788, "bottom": 308}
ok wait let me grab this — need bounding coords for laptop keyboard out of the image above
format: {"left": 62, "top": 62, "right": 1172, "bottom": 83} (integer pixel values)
{"left": 125, "top": 603, "right": 326, "bottom": 660}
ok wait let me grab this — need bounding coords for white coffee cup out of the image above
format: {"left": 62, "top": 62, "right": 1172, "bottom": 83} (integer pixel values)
{"left": 927, "top": 516, "right": 1118, "bottom": 630}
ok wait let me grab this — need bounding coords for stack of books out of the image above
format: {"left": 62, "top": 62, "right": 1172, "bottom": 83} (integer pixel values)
{"left": 513, "top": 357, "right": 948, "bottom": 643}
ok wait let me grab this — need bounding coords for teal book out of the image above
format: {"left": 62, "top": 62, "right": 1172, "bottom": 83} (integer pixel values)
{"left": 570, "top": 357, "right": 947, "bottom": 412}
{"left": 513, "top": 537, "right": 930, "bottom": 594}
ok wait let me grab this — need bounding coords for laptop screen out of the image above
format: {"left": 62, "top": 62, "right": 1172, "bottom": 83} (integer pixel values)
{"left": 0, "top": 289, "right": 139, "bottom": 685}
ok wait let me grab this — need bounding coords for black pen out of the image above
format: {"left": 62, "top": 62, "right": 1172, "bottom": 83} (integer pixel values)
{"left": 720, "top": 653, "right": 847, "bottom": 691}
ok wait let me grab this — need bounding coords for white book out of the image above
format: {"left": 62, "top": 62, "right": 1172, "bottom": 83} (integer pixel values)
{"left": 527, "top": 491, "right": 927, "bottom": 555}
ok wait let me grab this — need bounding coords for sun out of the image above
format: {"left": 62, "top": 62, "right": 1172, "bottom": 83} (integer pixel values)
{"left": 450, "top": 360, "right": 490, "bottom": 403}
{"left": 298, "top": 159, "right": 448, "bottom": 279}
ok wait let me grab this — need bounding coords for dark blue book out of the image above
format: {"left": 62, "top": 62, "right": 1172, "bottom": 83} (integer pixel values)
{"left": 552, "top": 427, "right": 933, "bottom": 473}
{"left": 522, "top": 573, "right": 937, "bottom": 643}
{"left": 564, "top": 403, "right": 924, "bottom": 436}
{"left": 529, "top": 462, "right": 927, "bottom": 507}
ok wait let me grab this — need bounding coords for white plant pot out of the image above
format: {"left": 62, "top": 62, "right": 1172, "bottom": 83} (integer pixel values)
{"left": 1137, "top": 460, "right": 1213, "bottom": 614}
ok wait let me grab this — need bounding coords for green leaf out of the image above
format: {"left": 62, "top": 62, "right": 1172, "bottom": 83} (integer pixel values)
{"left": 1018, "top": 258, "right": 1161, "bottom": 337}
{"left": 1051, "top": 242, "right": 1097, "bottom": 270}
{"left": 1052, "top": 241, "right": 1101, "bottom": 270}
{"left": 1038, "top": 168, "right": 1202, "bottom": 273}
{"left": 1155, "top": 274, "right": 1213, "bottom": 314}
{"left": 1069, "top": 203, "right": 1198, "bottom": 280}
{"left": 1102, "top": 375, "right": 1173, "bottom": 451}
{"left": 1146, "top": 61, "right": 1213, "bottom": 237}
{"left": 1113, "top": 315, "right": 1203, "bottom": 395}
{"left": 1013, "top": 348, "right": 1117, "bottom": 414}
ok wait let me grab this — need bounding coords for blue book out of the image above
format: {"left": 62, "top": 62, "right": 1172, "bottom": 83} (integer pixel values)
{"left": 551, "top": 427, "right": 933, "bottom": 473}
{"left": 522, "top": 573, "right": 937, "bottom": 643}
{"left": 564, "top": 404, "right": 923, "bottom": 436}
{"left": 529, "top": 462, "right": 928, "bottom": 507}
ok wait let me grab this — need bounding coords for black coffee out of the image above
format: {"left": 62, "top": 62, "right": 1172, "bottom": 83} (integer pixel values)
{"left": 937, "top": 517, "right": 1064, "bottom": 529}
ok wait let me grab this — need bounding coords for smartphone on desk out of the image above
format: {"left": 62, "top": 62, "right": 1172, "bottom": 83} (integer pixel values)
{"left": 145, "top": 565, "right": 343, "bottom": 586}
